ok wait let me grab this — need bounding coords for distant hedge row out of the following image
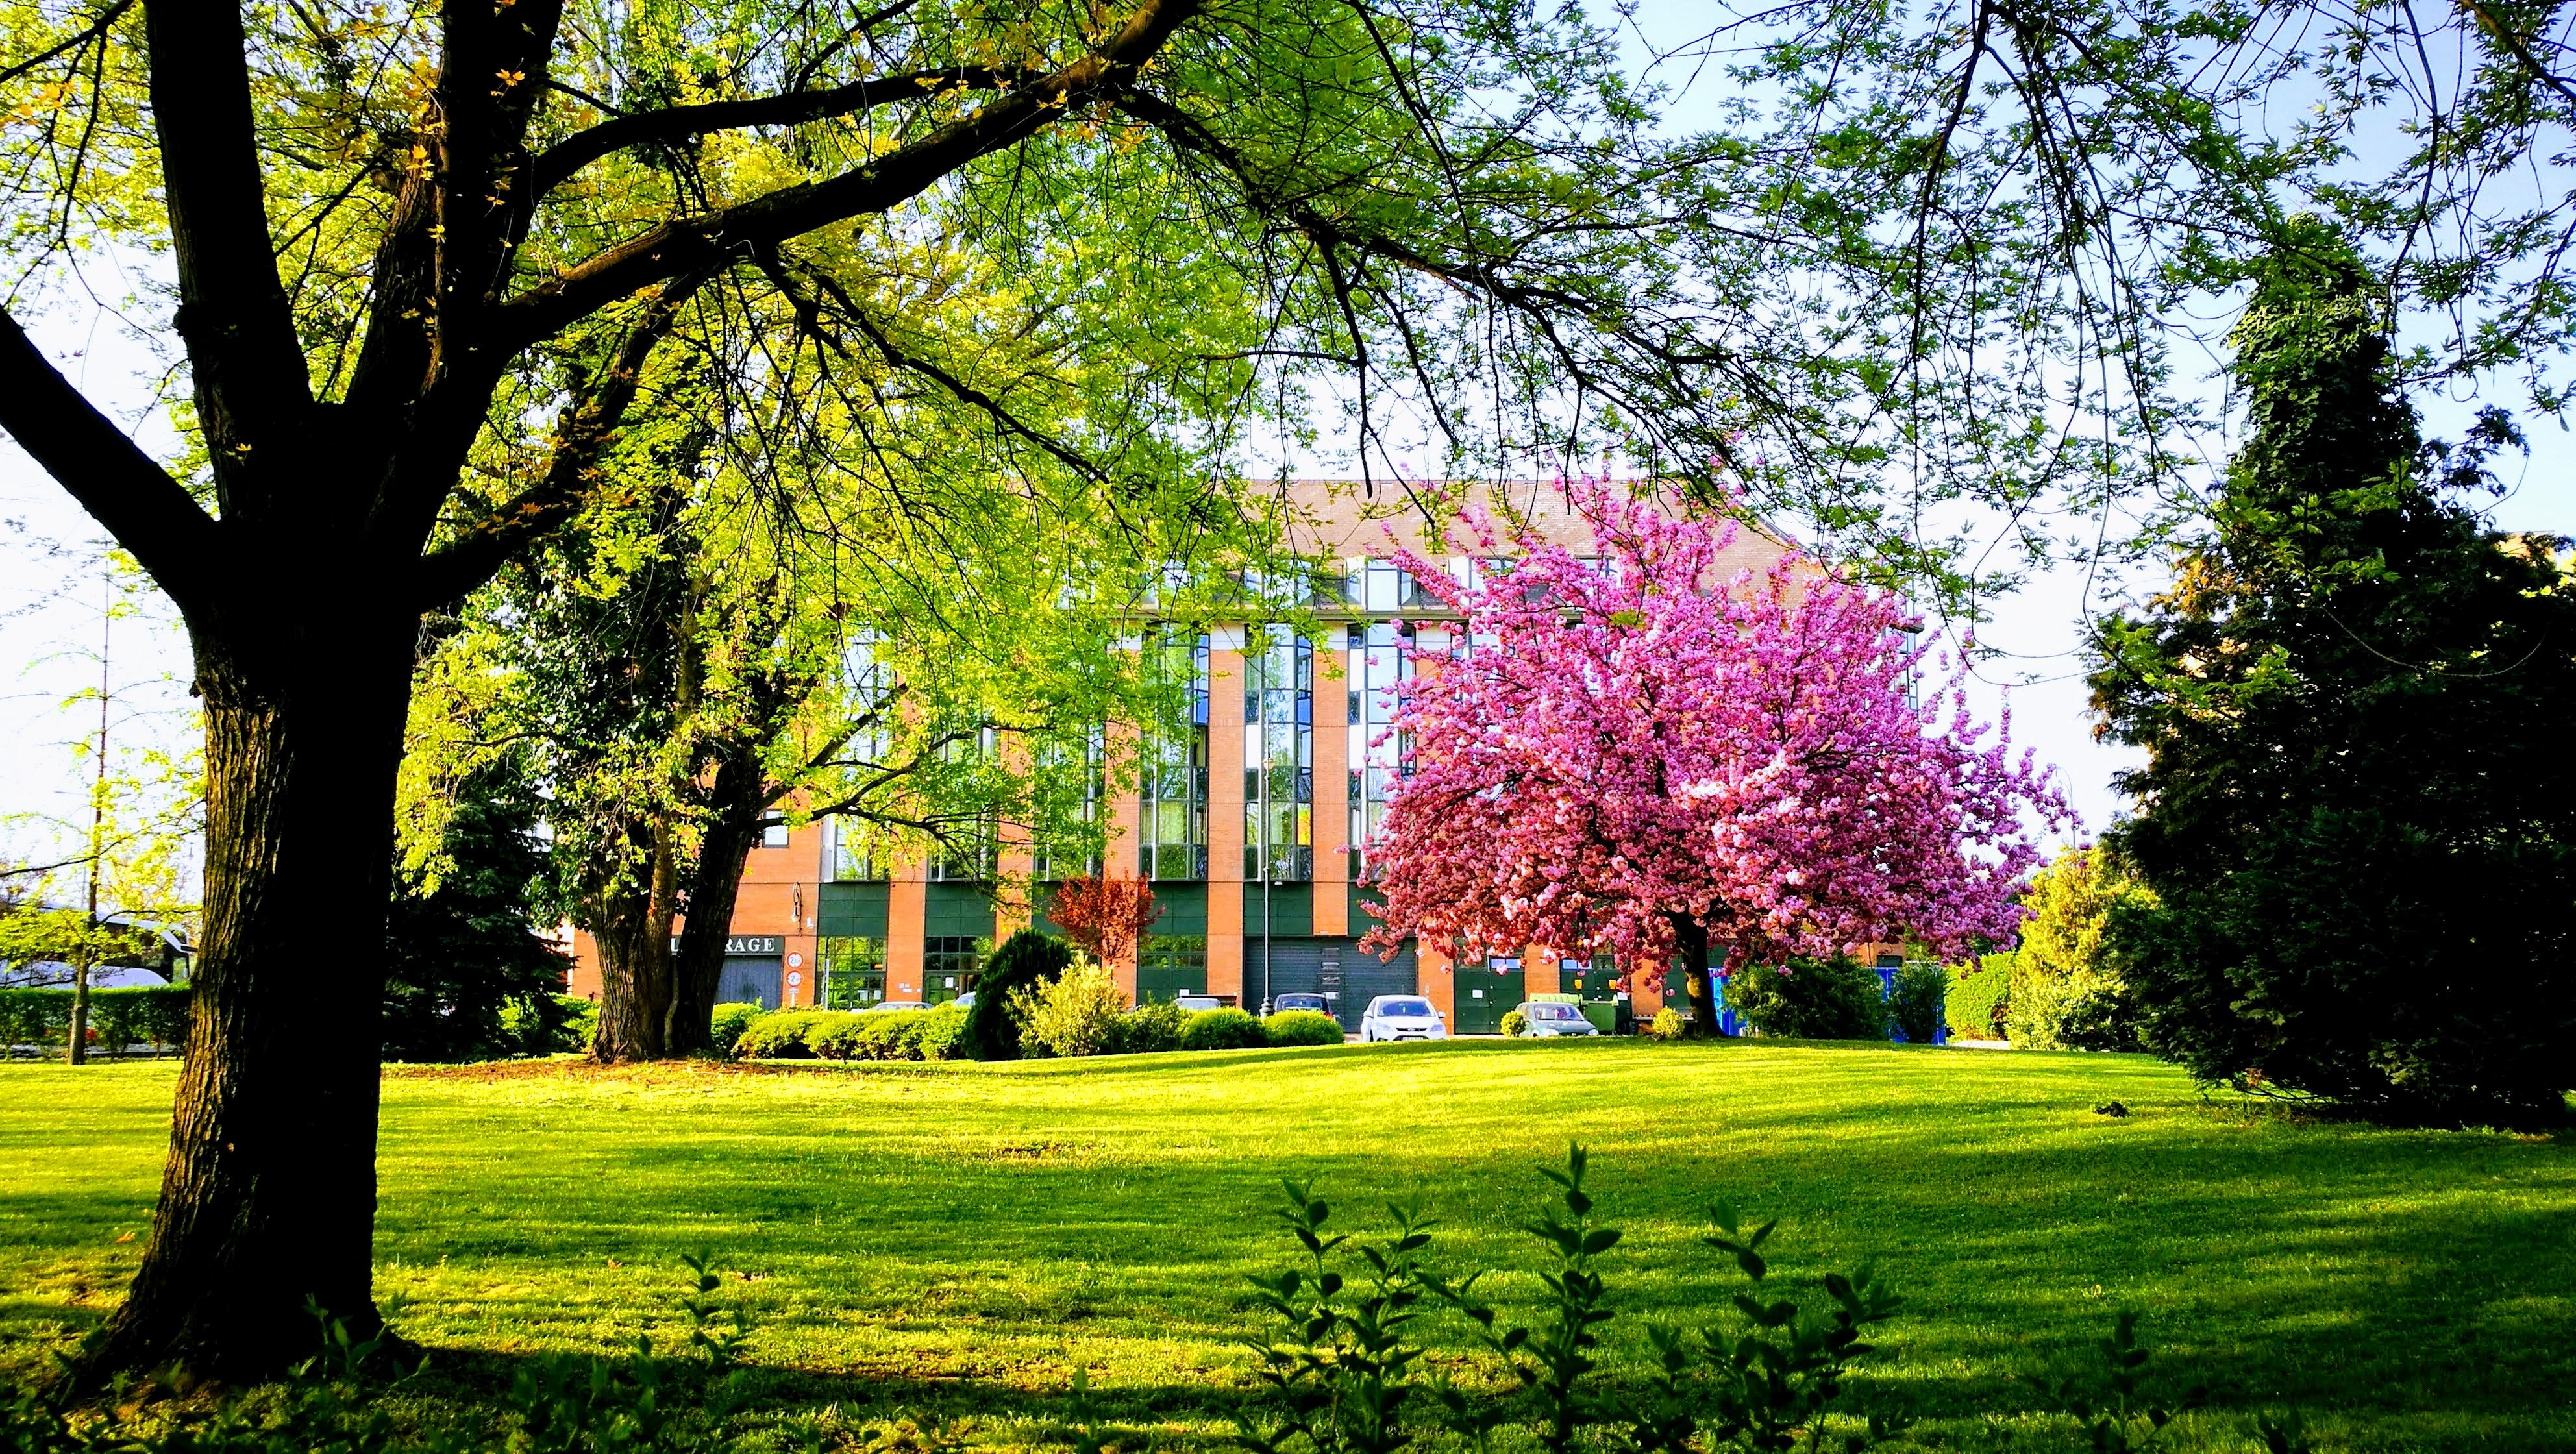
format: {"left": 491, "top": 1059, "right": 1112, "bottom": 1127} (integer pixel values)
{"left": 726, "top": 1000, "right": 1350, "bottom": 1062}
{"left": 0, "top": 985, "right": 191, "bottom": 1053}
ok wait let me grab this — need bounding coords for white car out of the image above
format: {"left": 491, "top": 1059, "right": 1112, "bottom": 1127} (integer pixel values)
{"left": 1516, "top": 1002, "right": 1601, "bottom": 1037}
{"left": 1359, "top": 995, "right": 1447, "bottom": 1042}
{"left": 867, "top": 1000, "right": 933, "bottom": 1013}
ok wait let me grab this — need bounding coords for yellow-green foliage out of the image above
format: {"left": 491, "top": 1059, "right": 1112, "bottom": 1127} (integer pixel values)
{"left": 1646, "top": 1007, "right": 1687, "bottom": 1041}
{"left": 1946, "top": 954, "right": 2014, "bottom": 1039}
{"left": 1010, "top": 954, "right": 1124, "bottom": 1058}
{"left": 2008, "top": 846, "right": 2157, "bottom": 1050}
{"left": 1261, "top": 1009, "right": 1344, "bottom": 1046}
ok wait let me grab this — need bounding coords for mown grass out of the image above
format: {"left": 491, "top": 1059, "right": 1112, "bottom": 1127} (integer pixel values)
{"left": 1, "top": 1039, "right": 2570, "bottom": 1452}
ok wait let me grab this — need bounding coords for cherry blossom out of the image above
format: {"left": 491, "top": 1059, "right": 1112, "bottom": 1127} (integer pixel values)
{"left": 1356, "top": 478, "right": 2068, "bottom": 1004}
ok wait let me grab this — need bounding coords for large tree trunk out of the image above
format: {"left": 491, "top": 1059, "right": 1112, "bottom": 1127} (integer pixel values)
{"left": 79, "top": 620, "right": 412, "bottom": 1383}
{"left": 1670, "top": 913, "right": 1721, "bottom": 1037}
{"left": 589, "top": 830, "right": 682, "bottom": 1061}
{"left": 669, "top": 798, "right": 766, "bottom": 1054}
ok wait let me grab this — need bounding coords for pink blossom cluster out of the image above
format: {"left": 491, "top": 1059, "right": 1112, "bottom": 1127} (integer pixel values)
{"left": 1356, "top": 478, "right": 2068, "bottom": 980}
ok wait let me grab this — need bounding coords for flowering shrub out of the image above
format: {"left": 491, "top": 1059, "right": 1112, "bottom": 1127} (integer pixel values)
{"left": 1011, "top": 954, "right": 1124, "bottom": 1057}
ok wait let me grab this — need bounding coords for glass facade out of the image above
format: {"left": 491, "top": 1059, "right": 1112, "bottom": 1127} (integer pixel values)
{"left": 1032, "top": 728, "right": 1106, "bottom": 881}
{"left": 1346, "top": 621, "right": 1411, "bottom": 870}
{"left": 923, "top": 935, "right": 985, "bottom": 1002}
{"left": 821, "top": 937, "right": 886, "bottom": 1007}
{"left": 1140, "top": 633, "right": 1211, "bottom": 880}
{"left": 1243, "top": 624, "right": 1313, "bottom": 882}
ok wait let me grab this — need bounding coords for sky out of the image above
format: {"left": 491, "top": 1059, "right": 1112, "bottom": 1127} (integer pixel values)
{"left": 5, "top": 10, "right": 2574, "bottom": 880}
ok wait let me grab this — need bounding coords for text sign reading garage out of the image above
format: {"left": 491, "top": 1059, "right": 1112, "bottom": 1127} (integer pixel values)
{"left": 669, "top": 936, "right": 786, "bottom": 955}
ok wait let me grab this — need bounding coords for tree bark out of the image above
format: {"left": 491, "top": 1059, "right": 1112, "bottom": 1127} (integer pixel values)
{"left": 668, "top": 778, "right": 769, "bottom": 1055}
{"left": 77, "top": 616, "right": 412, "bottom": 1383}
{"left": 588, "top": 828, "right": 683, "bottom": 1061}
{"left": 66, "top": 956, "right": 92, "bottom": 1066}
{"left": 1671, "top": 913, "right": 1721, "bottom": 1037}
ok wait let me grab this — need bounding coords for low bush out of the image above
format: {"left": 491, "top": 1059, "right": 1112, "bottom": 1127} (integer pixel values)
{"left": 1888, "top": 959, "right": 1946, "bottom": 1042}
{"left": 1108, "top": 998, "right": 1188, "bottom": 1054}
{"left": 1263, "top": 1009, "right": 1344, "bottom": 1046}
{"left": 495, "top": 993, "right": 593, "bottom": 1055}
{"left": 910, "top": 1001, "right": 969, "bottom": 1061}
{"left": 1012, "top": 955, "right": 1124, "bottom": 1057}
{"left": 1500, "top": 1007, "right": 1530, "bottom": 1038}
{"left": 1723, "top": 955, "right": 1889, "bottom": 1040}
{"left": 734, "top": 1009, "right": 835, "bottom": 1059}
{"left": 1180, "top": 1006, "right": 1266, "bottom": 1051}
{"left": 1646, "top": 1007, "right": 1686, "bottom": 1041}
{"left": 709, "top": 1002, "right": 765, "bottom": 1057}
{"left": 0, "top": 985, "right": 191, "bottom": 1052}
{"left": 1947, "top": 953, "right": 2012, "bottom": 1039}
{"left": 804, "top": 1012, "right": 878, "bottom": 1060}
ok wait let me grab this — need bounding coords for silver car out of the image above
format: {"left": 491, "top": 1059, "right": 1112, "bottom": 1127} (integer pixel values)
{"left": 1516, "top": 1001, "right": 1601, "bottom": 1037}
{"left": 1359, "top": 995, "right": 1447, "bottom": 1042}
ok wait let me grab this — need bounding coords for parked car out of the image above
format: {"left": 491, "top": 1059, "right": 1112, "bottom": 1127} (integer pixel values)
{"left": 1172, "top": 994, "right": 1227, "bottom": 1012}
{"left": 867, "top": 1000, "right": 932, "bottom": 1013}
{"left": 1359, "top": 995, "right": 1447, "bottom": 1042}
{"left": 953, "top": 991, "right": 976, "bottom": 1010}
{"left": 1265, "top": 992, "right": 1330, "bottom": 1016}
{"left": 1515, "top": 1001, "right": 1601, "bottom": 1037}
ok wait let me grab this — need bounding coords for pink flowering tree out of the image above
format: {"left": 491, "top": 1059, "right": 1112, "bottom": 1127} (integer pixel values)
{"left": 1356, "top": 480, "right": 2067, "bottom": 1033}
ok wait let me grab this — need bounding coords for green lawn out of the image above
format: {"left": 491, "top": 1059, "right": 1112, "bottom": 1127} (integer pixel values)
{"left": 3, "top": 1041, "right": 2571, "bottom": 1452}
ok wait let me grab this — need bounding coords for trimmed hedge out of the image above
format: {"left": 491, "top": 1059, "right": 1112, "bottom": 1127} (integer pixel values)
{"left": 1263, "top": 1009, "right": 1345, "bottom": 1046}
{"left": 1723, "top": 957, "right": 1888, "bottom": 1041}
{"left": 739, "top": 1004, "right": 969, "bottom": 1062}
{"left": 1946, "top": 954, "right": 2013, "bottom": 1040}
{"left": 710, "top": 1002, "right": 765, "bottom": 1056}
{"left": 0, "top": 985, "right": 190, "bottom": 1052}
{"left": 1180, "top": 1006, "right": 1267, "bottom": 1051}
{"left": 1500, "top": 1009, "right": 1530, "bottom": 1038}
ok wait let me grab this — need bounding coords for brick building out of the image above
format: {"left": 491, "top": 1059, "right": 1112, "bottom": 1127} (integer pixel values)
{"left": 566, "top": 480, "right": 1796, "bottom": 1031}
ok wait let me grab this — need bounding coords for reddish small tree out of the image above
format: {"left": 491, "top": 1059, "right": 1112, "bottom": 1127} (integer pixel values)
{"left": 1357, "top": 479, "right": 2068, "bottom": 1032}
{"left": 1047, "top": 873, "right": 1163, "bottom": 965}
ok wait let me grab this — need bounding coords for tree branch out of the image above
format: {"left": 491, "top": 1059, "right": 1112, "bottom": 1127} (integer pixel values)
{"left": 486, "top": 0, "right": 1200, "bottom": 355}
{"left": 410, "top": 275, "right": 707, "bottom": 607}
{"left": 143, "top": 0, "right": 314, "bottom": 509}
{"left": 0, "top": 310, "right": 222, "bottom": 609}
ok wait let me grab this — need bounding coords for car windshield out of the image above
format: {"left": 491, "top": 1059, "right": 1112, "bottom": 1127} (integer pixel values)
{"left": 1531, "top": 1004, "right": 1579, "bottom": 1020}
{"left": 1279, "top": 995, "right": 1324, "bottom": 1010}
{"left": 1378, "top": 999, "right": 1433, "bottom": 1017}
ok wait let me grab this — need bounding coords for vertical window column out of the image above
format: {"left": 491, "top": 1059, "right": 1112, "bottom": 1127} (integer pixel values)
{"left": 1140, "top": 632, "right": 1211, "bottom": 880}
{"left": 1243, "top": 624, "right": 1313, "bottom": 883}
{"left": 1347, "top": 621, "right": 1411, "bottom": 872}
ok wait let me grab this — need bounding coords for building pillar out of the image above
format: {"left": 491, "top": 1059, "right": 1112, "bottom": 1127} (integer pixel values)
{"left": 1313, "top": 638, "right": 1350, "bottom": 937}
{"left": 1420, "top": 939, "right": 1455, "bottom": 1022}
{"left": 1207, "top": 632, "right": 1246, "bottom": 1003}
{"left": 887, "top": 865, "right": 928, "bottom": 1002}
{"left": 1104, "top": 719, "right": 1145, "bottom": 1002}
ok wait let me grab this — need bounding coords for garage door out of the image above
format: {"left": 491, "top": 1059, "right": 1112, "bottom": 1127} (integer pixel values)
{"left": 1455, "top": 956, "right": 1526, "bottom": 1035}
{"left": 1256, "top": 937, "right": 1417, "bottom": 1029}
{"left": 718, "top": 954, "right": 783, "bottom": 1009}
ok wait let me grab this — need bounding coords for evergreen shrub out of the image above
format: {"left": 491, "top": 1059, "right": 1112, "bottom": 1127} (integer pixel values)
{"left": 1180, "top": 1006, "right": 1266, "bottom": 1051}
{"left": 1500, "top": 1007, "right": 1530, "bottom": 1038}
{"left": 1262, "top": 1009, "right": 1344, "bottom": 1046}
{"left": 1108, "top": 998, "right": 1188, "bottom": 1054}
{"left": 1011, "top": 955, "right": 1125, "bottom": 1057}
{"left": 965, "top": 930, "right": 1072, "bottom": 1060}
{"left": 1888, "top": 960, "right": 1946, "bottom": 1042}
{"left": 1646, "top": 1007, "right": 1686, "bottom": 1040}
{"left": 1722, "top": 957, "right": 1887, "bottom": 1041}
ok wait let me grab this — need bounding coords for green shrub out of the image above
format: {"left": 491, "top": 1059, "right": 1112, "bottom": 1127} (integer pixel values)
{"left": 1108, "top": 998, "right": 1188, "bottom": 1055}
{"left": 735, "top": 1009, "right": 834, "bottom": 1059}
{"left": 1947, "top": 954, "right": 2012, "bottom": 1039}
{"left": 965, "top": 928, "right": 1072, "bottom": 1060}
{"left": 1011, "top": 955, "right": 1125, "bottom": 1057}
{"left": 0, "top": 985, "right": 192, "bottom": 1052}
{"left": 709, "top": 1002, "right": 765, "bottom": 1057}
{"left": 804, "top": 1012, "right": 876, "bottom": 1060}
{"left": 910, "top": 1001, "right": 970, "bottom": 1061}
{"left": 1263, "top": 1009, "right": 1344, "bottom": 1046}
{"left": 1888, "top": 959, "right": 1946, "bottom": 1042}
{"left": 1722, "top": 956, "right": 1888, "bottom": 1041}
{"left": 1181, "top": 1006, "right": 1266, "bottom": 1051}
{"left": 1646, "top": 1007, "right": 1686, "bottom": 1041}
{"left": 1500, "top": 1007, "right": 1530, "bottom": 1038}
{"left": 494, "top": 993, "right": 593, "bottom": 1055}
